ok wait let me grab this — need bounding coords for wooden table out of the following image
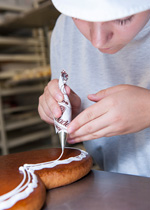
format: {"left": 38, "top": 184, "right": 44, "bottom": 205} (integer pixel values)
{"left": 42, "top": 170, "right": 150, "bottom": 210}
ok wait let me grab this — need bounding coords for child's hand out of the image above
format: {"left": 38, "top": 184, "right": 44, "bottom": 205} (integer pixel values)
{"left": 38, "top": 79, "right": 81, "bottom": 124}
{"left": 67, "top": 84, "right": 150, "bottom": 143}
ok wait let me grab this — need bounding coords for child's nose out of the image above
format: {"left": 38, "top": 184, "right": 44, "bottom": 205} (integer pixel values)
{"left": 90, "top": 22, "right": 113, "bottom": 48}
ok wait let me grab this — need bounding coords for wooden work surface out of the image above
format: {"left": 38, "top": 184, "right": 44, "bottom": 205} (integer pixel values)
{"left": 42, "top": 170, "right": 150, "bottom": 210}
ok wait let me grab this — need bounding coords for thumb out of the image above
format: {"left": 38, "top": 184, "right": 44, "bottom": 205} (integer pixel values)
{"left": 88, "top": 84, "right": 129, "bottom": 102}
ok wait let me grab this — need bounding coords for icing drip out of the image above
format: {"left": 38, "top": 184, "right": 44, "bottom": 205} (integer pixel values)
{"left": 0, "top": 167, "right": 37, "bottom": 210}
{"left": 0, "top": 149, "right": 88, "bottom": 210}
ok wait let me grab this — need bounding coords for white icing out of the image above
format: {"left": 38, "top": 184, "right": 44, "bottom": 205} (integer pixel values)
{"left": 0, "top": 168, "right": 37, "bottom": 209}
{"left": 0, "top": 149, "right": 88, "bottom": 210}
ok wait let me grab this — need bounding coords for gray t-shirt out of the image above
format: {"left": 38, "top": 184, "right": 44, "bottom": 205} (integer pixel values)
{"left": 51, "top": 14, "right": 150, "bottom": 177}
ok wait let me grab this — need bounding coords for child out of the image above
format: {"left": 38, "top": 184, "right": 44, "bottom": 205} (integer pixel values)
{"left": 38, "top": 0, "right": 150, "bottom": 176}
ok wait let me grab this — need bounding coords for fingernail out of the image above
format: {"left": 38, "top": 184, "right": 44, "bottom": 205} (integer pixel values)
{"left": 67, "top": 139, "right": 75, "bottom": 144}
{"left": 56, "top": 94, "right": 63, "bottom": 102}
{"left": 67, "top": 126, "right": 74, "bottom": 134}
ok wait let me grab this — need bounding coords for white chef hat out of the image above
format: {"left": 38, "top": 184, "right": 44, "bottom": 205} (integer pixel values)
{"left": 52, "top": 0, "right": 150, "bottom": 22}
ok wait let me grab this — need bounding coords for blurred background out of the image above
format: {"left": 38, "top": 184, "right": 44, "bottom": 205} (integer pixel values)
{"left": 0, "top": 0, "right": 99, "bottom": 170}
{"left": 0, "top": 0, "right": 61, "bottom": 155}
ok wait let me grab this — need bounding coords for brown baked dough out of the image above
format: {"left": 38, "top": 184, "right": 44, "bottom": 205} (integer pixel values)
{"left": 35, "top": 148, "right": 93, "bottom": 189}
{"left": 0, "top": 148, "right": 93, "bottom": 210}
{"left": 0, "top": 153, "right": 46, "bottom": 210}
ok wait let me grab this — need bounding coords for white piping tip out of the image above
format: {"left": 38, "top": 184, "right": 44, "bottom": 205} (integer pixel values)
{"left": 58, "top": 131, "right": 67, "bottom": 153}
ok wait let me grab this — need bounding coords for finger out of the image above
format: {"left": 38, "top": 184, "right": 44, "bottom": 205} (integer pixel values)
{"left": 48, "top": 79, "right": 64, "bottom": 102}
{"left": 43, "top": 86, "right": 62, "bottom": 118}
{"left": 88, "top": 84, "right": 129, "bottom": 102}
{"left": 39, "top": 94, "right": 53, "bottom": 118}
{"left": 64, "top": 85, "right": 71, "bottom": 95}
{"left": 68, "top": 111, "right": 111, "bottom": 139}
{"left": 38, "top": 104, "right": 53, "bottom": 124}
{"left": 68, "top": 116, "right": 132, "bottom": 143}
{"left": 67, "top": 99, "right": 109, "bottom": 133}
{"left": 67, "top": 126, "right": 113, "bottom": 143}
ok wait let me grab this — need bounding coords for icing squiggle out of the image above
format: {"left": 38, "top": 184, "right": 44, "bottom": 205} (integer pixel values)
{"left": 0, "top": 149, "right": 88, "bottom": 210}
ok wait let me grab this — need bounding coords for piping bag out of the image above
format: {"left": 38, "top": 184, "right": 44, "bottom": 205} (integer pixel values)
{"left": 54, "top": 70, "right": 72, "bottom": 158}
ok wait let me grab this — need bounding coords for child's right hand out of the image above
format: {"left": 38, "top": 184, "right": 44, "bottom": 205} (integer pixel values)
{"left": 38, "top": 79, "right": 81, "bottom": 125}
